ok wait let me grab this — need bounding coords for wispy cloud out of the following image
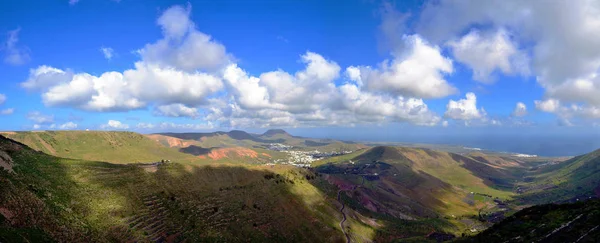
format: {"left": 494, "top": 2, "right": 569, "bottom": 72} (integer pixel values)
{"left": 276, "top": 35, "right": 289, "bottom": 43}
{"left": 26, "top": 111, "right": 54, "bottom": 124}
{"left": 2, "top": 28, "right": 31, "bottom": 65}
{"left": 0, "top": 108, "right": 14, "bottom": 115}
{"left": 100, "top": 47, "right": 114, "bottom": 60}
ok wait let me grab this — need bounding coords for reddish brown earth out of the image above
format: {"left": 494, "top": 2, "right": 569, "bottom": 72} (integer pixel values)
{"left": 0, "top": 207, "right": 14, "bottom": 223}
{"left": 146, "top": 134, "right": 195, "bottom": 148}
{"left": 198, "top": 147, "right": 260, "bottom": 160}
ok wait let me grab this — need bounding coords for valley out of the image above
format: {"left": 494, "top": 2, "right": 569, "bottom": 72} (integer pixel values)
{"left": 0, "top": 130, "right": 598, "bottom": 242}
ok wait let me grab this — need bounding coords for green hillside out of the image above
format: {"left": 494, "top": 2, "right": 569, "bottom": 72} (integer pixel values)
{"left": 317, "top": 146, "right": 516, "bottom": 199}
{"left": 152, "top": 130, "right": 365, "bottom": 153}
{"left": 0, "top": 131, "right": 201, "bottom": 164}
{"left": 2, "top": 131, "right": 597, "bottom": 242}
{"left": 0, "top": 135, "right": 467, "bottom": 242}
{"left": 0, "top": 135, "right": 347, "bottom": 242}
{"left": 313, "top": 146, "right": 526, "bottom": 238}
{"left": 460, "top": 199, "right": 600, "bottom": 242}
{"left": 516, "top": 149, "right": 600, "bottom": 204}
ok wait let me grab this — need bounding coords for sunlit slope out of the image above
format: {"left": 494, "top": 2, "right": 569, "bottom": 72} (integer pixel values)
{"left": 0, "top": 131, "right": 200, "bottom": 163}
{"left": 318, "top": 146, "right": 516, "bottom": 199}
{"left": 146, "top": 133, "right": 288, "bottom": 163}
{"left": 316, "top": 147, "right": 516, "bottom": 230}
{"left": 153, "top": 129, "right": 365, "bottom": 153}
{"left": 0, "top": 135, "right": 485, "bottom": 242}
{"left": 0, "top": 135, "right": 347, "bottom": 242}
{"left": 517, "top": 148, "right": 600, "bottom": 204}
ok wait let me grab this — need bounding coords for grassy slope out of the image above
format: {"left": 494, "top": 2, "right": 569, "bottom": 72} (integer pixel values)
{"left": 7, "top": 130, "right": 595, "bottom": 242}
{"left": 316, "top": 146, "right": 515, "bottom": 199}
{"left": 459, "top": 199, "right": 600, "bottom": 242}
{"left": 0, "top": 136, "right": 347, "bottom": 242}
{"left": 146, "top": 134, "right": 289, "bottom": 163}
{"left": 0, "top": 135, "right": 479, "bottom": 242}
{"left": 0, "top": 131, "right": 201, "bottom": 164}
{"left": 313, "top": 146, "right": 523, "bottom": 239}
{"left": 516, "top": 149, "right": 600, "bottom": 204}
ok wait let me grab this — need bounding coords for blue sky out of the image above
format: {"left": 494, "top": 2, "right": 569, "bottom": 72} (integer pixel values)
{"left": 1, "top": 0, "right": 600, "bottom": 154}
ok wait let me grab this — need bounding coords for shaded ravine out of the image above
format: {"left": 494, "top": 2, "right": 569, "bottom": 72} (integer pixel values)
{"left": 337, "top": 190, "right": 351, "bottom": 243}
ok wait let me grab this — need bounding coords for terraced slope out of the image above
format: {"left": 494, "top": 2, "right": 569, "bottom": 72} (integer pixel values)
{"left": 0, "top": 135, "right": 496, "bottom": 242}
{"left": 0, "top": 131, "right": 200, "bottom": 164}
{"left": 0, "top": 135, "right": 349, "bottom": 242}
{"left": 459, "top": 199, "right": 600, "bottom": 243}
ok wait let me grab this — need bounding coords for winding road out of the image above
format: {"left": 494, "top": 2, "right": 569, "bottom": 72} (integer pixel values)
{"left": 337, "top": 190, "right": 351, "bottom": 243}
{"left": 337, "top": 176, "right": 365, "bottom": 243}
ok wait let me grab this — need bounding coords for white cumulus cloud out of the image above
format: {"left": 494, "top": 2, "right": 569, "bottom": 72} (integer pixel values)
{"left": 101, "top": 120, "right": 129, "bottom": 130}
{"left": 511, "top": 102, "right": 527, "bottom": 117}
{"left": 358, "top": 35, "right": 457, "bottom": 99}
{"left": 447, "top": 29, "right": 529, "bottom": 83}
{"left": 154, "top": 103, "right": 199, "bottom": 118}
{"left": 22, "top": 5, "right": 225, "bottom": 112}
{"left": 20, "top": 3, "right": 456, "bottom": 129}
{"left": 59, "top": 122, "right": 78, "bottom": 130}
{"left": 139, "top": 4, "right": 231, "bottom": 72}
{"left": 417, "top": 0, "right": 600, "bottom": 119}
{"left": 535, "top": 99, "right": 600, "bottom": 120}
{"left": 444, "top": 92, "right": 486, "bottom": 120}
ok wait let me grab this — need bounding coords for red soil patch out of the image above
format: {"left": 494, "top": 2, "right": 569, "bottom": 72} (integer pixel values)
{"left": 261, "top": 153, "right": 271, "bottom": 157}
{"left": 206, "top": 147, "right": 259, "bottom": 160}
{"left": 325, "top": 175, "right": 355, "bottom": 191}
{"left": 0, "top": 207, "right": 14, "bottom": 222}
{"left": 147, "top": 135, "right": 194, "bottom": 148}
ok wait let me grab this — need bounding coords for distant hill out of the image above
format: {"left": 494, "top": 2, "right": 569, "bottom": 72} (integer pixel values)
{"left": 153, "top": 130, "right": 366, "bottom": 154}
{"left": 156, "top": 130, "right": 285, "bottom": 144}
{"left": 459, "top": 199, "right": 600, "bottom": 242}
{"left": 261, "top": 129, "right": 291, "bottom": 137}
{"left": 0, "top": 131, "right": 200, "bottom": 164}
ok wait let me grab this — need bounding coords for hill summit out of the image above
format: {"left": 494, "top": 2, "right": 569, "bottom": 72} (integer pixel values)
{"left": 262, "top": 129, "right": 290, "bottom": 137}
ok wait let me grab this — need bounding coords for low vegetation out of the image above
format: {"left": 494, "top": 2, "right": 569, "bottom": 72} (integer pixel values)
{"left": 1, "top": 130, "right": 599, "bottom": 242}
{"left": 0, "top": 131, "right": 202, "bottom": 164}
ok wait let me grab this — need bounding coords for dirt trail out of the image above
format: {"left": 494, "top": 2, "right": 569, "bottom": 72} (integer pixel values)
{"left": 33, "top": 133, "right": 56, "bottom": 155}
{"left": 0, "top": 151, "right": 13, "bottom": 173}
{"left": 337, "top": 175, "right": 366, "bottom": 243}
{"left": 337, "top": 190, "right": 351, "bottom": 243}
